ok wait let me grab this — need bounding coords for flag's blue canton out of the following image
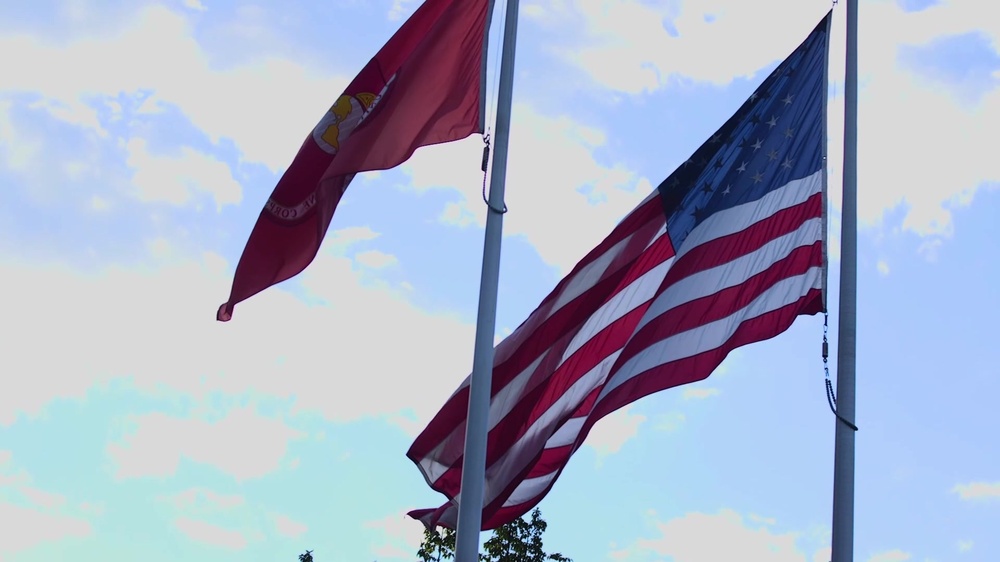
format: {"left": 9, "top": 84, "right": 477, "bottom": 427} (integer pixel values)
{"left": 658, "top": 13, "right": 829, "bottom": 246}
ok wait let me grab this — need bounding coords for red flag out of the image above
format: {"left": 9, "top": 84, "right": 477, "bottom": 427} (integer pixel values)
{"left": 407, "top": 12, "right": 831, "bottom": 530}
{"left": 218, "top": 0, "right": 490, "bottom": 321}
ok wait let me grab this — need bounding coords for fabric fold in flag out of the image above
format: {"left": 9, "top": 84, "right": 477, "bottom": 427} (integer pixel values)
{"left": 218, "top": 0, "right": 491, "bottom": 321}
{"left": 407, "top": 10, "right": 833, "bottom": 531}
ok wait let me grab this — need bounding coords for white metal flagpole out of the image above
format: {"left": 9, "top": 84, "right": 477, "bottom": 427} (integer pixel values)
{"left": 831, "top": 0, "right": 859, "bottom": 560}
{"left": 454, "top": 0, "right": 521, "bottom": 560}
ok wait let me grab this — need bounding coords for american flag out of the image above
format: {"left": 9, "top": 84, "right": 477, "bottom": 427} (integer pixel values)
{"left": 407, "top": 11, "right": 832, "bottom": 530}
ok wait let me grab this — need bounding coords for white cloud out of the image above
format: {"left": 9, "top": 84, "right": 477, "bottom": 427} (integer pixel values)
{"left": 682, "top": 387, "right": 721, "bottom": 400}
{"left": 107, "top": 406, "right": 305, "bottom": 481}
{"left": 79, "top": 502, "right": 106, "bottom": 516}
{"left": 174, "top": 517, "right": 250, "bottom": 550}
{"left": 125, "top": 137, "right": 242, "bottom": 209}
{"left": 0, "top": 99, "right": 44, "bottom": 173}
{"left": 5, "top": 0, "right": 996, "bottom": 255}
{"left": 20, "top": 487, "right": 68, "bottom": 510}
{"left": 0, "top": 452, "right": 94, "bottom": 559}
{"left": 88, "top": 194, "right": 112, "bottom": 212}
{"left": 877, "top": 260, "right": 890, "bottom": 277}
{"left": 952, "top": 481, "right": 1000, "bottom": 500}
{"left": 747, "top": 513, "right": 777, "bottom": 526}
{"left": 957, "top": 540, "right": 974, "bottom": 553}
{"left": 915, "top": 238, "right": 943, "bottom": 262}
{"left": 868, "top": 550, "right": 911, "bottom": 562}
{"left": 58, "top": 0, "right": 92, "bottom": 24}
{"left": 172, "top": 488, "right": 246, "bottom": 510}
{"left": 324, "top": 225, "right": 382, "bottom": 254}
{"left": 813, "top": 2, "right": 1000, "bottom": 248}
{"left": 536, "top": 0, "right": 826, "bottom": 94}
{"left": 654, "top": 412, "right": 686, "bottom": 433}
{"left": 439, "top": 200, "right": 478, "bottom": 227}
{"left": 616, "top": 508, "right": 806, "bottom": 562}
{"left": 0, "top": 228, "right": 476, "bottom": 433}
{"left": 522, "top": 3, "right": 545, "bottom": 20}
{"left": 165, "top": 485, "right": 267, "bottom": 549}
{"left": 0, "top": 501, "right": 93, "bottom": 558}
{"left": 0, "top": 451, "right": 28, "bottom": 487}
{"left": 388, "top": 0, "right": 420, "bottom": 21}
{"left": 147, "top": 236, "right": 176, "bottom": 261}
{"left": 183, "top": 0, "right": 208, "bottom": 11}
{"left": 0, "top": 271, "right": 81, "bottom": 406}
{"left": 272, "top": 513, "right": 309, "bottom": 539}
{"left": 28, "top": 96, "right": 108, "bottom": 137}
{"left": 528, "top": 1, "right": 1000, "bottom": 251}
{"left": 0, "top": 97, "right": 107, "bottom": 206}
{"left": 355, "top": 249, "right": 399, "bottom": 269}
{"left": 0, "top": 4, "right": 349, "bottom": 172}
{"left": 400, "top": 103, "right": 650, "bottom": 274}
{"left": 584, "top": 405, "right": 646, "bottom": 459}
{"left": 365, "top": 510, "right": 425, "bottom": 560}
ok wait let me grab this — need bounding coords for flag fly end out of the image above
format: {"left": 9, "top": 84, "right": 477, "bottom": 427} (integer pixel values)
{"left": 217, "top": 303, "right": 233, "bottom": 322}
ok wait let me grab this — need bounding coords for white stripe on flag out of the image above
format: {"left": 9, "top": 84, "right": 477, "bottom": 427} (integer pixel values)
{"left": 640, "top": 218, "right": 822, "bottom": 331}
{"left": 677, "top": 171, "right": 822, "bottom": 259}
{"left": 601, "top": 267, "right": 823, "bottom": 401}
{"left": 547, "top": 416, "right": 586, "bottom": 449}
{"left": 561, "top": 255, "right": 673, "bottom": 361}
{"left": 503, "top": 471, "right": 559, "bottom": 507}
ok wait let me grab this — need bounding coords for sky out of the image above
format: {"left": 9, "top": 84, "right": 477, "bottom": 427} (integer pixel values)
{"left": 0, "top": 0, "right": 998, "bottom": 561}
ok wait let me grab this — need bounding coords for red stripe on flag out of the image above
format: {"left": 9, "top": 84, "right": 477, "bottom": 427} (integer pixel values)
{"left": 590, "top": 288, "right": 824, "bottom": 424}
{"left": 663, "top": 192, "right": 823, "bottom": 285}
{"left": 618, "top": 241, "right": 823, "bottom": 367}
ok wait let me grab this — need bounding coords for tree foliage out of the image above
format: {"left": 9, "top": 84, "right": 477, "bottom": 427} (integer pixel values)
{"left": 416, "top": 508, "right": 571, "bottom": 562}
{"left": 417, "top": 526, "right": 456, "bottom": 562}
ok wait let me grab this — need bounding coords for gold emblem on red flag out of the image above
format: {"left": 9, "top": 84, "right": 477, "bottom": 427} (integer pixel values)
{"left": 311, "top": 93, "right": 375, "bottom": 155}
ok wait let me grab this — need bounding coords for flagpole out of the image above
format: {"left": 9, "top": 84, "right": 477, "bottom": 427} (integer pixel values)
{"left": 454, "top": 0, "right": 520, "bottom": 560}
{"left": 831, "top": 0, "right": 858, "bottom": 560}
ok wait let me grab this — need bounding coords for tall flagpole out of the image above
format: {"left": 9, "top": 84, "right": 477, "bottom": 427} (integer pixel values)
{"left": 831, "top": 0, "right": 858, "bottom": 561}
{"left": 454, "top": 0, "right": 520, "bottom": 560}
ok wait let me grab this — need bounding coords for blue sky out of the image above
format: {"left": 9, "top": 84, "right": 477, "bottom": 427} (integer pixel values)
{"left": 1, "top": 0, "right": 998, "bottom": 561}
